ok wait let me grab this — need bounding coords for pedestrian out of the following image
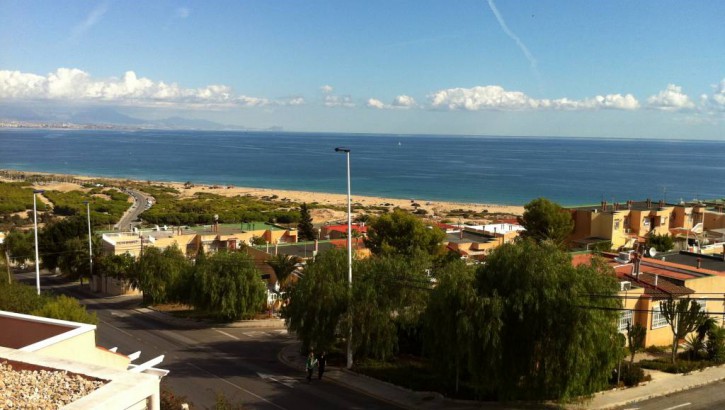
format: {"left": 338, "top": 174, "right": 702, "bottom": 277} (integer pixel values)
{"left": 305, "top": 350, "right": 317, "bottom": 382}
{"left": 317, "top": 351, "right": 327, "bottom": 380}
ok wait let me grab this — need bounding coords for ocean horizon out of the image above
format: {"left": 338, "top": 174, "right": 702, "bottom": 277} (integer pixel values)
{"left": 2, "top": 128, "right": 724, "bottom": 206}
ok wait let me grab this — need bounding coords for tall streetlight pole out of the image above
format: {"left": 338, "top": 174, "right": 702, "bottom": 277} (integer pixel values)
{"left": 33, "top": 189, "right": 44, "bottom": 295}
{"left": 83, "top": 201, "right": 93, "bottom": 289}
{"left": 335, "top": 147, "right": 353, "bottom": 369}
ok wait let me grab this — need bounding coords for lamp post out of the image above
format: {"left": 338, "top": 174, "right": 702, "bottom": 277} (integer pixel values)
{"left": 335, "top": 147, "right": 353, "bottom": 369}
{"left": 33, "top": 190, "right": 44, "bottom": 295}
{"left": 83, "top": 201, "right": 93, "bottom": 288}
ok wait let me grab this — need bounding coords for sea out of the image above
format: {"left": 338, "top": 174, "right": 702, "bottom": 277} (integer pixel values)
{"left": 1, "top": 128, "right": 724, "bottom": 206}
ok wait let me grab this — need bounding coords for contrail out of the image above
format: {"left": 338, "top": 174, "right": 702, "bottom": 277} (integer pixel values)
{"left": 487, "top": 0, "right": 540, "bottom": 78}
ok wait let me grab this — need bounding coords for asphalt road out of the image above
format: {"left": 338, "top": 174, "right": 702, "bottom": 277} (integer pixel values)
{"left": 21, "top": 274, "right": 399, "bottom": 410}
{"left": 115, "top": 188, "right": 150, "bottom": 231}
{"left": 615, "top": 380, "right": 725, "bottom": 410}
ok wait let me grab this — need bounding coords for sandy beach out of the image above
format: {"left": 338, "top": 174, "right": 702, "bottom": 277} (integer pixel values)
{"left": 1, "top": 170, "right": 524, "bottom": 223}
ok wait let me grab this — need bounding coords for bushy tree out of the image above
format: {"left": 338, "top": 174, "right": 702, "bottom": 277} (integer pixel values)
{"left": 5, "top": 230, "right": 34, "bottom": 265}
{"left": 297, "top": 203, "right": 315, "bottom": 241}
{"left": 471, "top": 240, "right": 622, "bottom": 401}
{"left": 136, "top": 245, "right": 189, "bottom": 304}
{"left": 424, "top": 259, "right": 478, "bottom": 394}
{"left": 352, "top": 253, "right": 431, "bottom": 360}
{"left": 518, "top": 197, "right": 574, "bottom": 246}
{"left": 58, "top": 237, "right": 90, "bottom": 283}
{"left": 96, "top": 253, "right": 137, "bottom": 285}
{"left": 31, "top": 295, "right": 98, "bottom": 324}
{"left": 39, "top": 215, "right": 87, "bottom": 270}
{"left": 191, "top": 250, "right": 266, "bottom": 321}
{"left": 283, "top": 249, "right": 349, "bottom": 352}
{"left": 364, "top": 209, "right": 445, "bottom": 256}
{"left": 646, "top": 233, "right": 674, "bottom": 252}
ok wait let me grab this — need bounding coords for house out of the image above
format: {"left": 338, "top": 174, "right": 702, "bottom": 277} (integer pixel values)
{"left": 576, "top": 251, "right": 725, "bottom": 347}
{"left": 569, "top": 199, "right": 725, "bottom": 252}
{"left": 443, "top": 222, "right": 524, "bottom": 261}
{"left": 320, "top": 223, "right": 368, "bottom": 240}
{"left": 0, "top": 310, "right": 167, "bottom": 409}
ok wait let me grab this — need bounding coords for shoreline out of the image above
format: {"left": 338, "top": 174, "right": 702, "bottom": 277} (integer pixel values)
{"left": 0, "top": 169, "right": 524, "bottom": 222}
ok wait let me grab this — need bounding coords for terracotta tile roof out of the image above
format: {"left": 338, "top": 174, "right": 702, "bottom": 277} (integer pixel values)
{"left": 623, "top": 272, "right": 694, "bottom": 300}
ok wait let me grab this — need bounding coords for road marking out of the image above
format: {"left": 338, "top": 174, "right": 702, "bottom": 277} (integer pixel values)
{"left": 99, "top": 319, "right": 134, "bottom": 338}
{"left": 662, "top": 404, "right": 690, "bottom": 410}
{"left": 243, "top": 331, "right": 267, "bottom": 338}
{"left": 213, "top": 329, "right": 240, "bottom": 340}
{"left": 273, "top": 329, "right": 288, "bottom": 335}
{"left": 257, "top": 372, "right": 297, "bottom": 388}
{"left": 110, "top": 310, "right": 129, "bottom": 318}
{"left": 187, "top": 363, "right": 287, "bottom": 410}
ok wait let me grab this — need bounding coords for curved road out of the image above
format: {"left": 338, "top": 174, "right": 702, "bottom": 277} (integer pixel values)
{"left": 115, "top": 189, "right": 151, "bottom": 231}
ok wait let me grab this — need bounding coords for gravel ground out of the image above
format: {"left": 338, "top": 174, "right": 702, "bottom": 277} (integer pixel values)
{"left": 0, "top": 361, "right": 106, "bottom": 409}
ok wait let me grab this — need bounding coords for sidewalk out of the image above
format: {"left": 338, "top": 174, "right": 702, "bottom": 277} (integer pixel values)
{"left": 569, "top": 363, "right": 725, "bottom": 409}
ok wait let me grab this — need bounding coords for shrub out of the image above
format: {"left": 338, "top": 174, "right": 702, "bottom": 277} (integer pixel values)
{"left": 638, "top": 359, "right": 709, "bottom": 374}
{"left": 31, "top": 295, "right": 98, "bottom": 325}
{"left": 620, "top": 363, "right": 645, "bottom": 387}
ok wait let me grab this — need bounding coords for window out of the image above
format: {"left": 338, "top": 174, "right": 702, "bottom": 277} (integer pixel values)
{"left": 614, "top": 219, "right": 621, "bottom": 230}
{"left": 693, "top": 298, "right": 707, "bottom": 314}
{"left": 661, "top": 217, "right": 667, "bottom": 226}
{"left": 643, "top": 218, "right": 650, "bottom": 227}
{"left": 618, "top": 310, "right": 633, "bottom": 332}
{"left": 652, "top": 305, "right": 668, "bottom": 329}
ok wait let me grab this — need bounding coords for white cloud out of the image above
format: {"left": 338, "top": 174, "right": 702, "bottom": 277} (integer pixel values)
{"left": 700, "top": 79, "right": 725, "bottom": 111}
{"left": 320, "top": 85, "right": 334, "bottom": 94}
{"left": 647, "top": 84, "right": 695, "bottom": 110}
{"left": 429, "top": 85, "right": 640, "bottom": 111}
{"left": 70, "top": 2, "right": 109, "bottom": 41}
{"left": 367, "top": 98, "right": 385, "bottom": 109}
{"left": 392, "top": 95, "right": 416, "bottom": 108}
{"left": 323, "top": 94, "right": 355, "bottom": 108}
{"left": 0, "top": 68, "right": 275, "bottom": 108}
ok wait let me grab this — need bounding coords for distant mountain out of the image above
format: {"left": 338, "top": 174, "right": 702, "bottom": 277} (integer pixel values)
{"left": 0, "top": 105, "right": 45, "bottom": 121}
{"left": 70, "top": 107, "right": 142, "bottom": 125}
{"left": 152, "top": 116, "right": 238, "bottom": 130}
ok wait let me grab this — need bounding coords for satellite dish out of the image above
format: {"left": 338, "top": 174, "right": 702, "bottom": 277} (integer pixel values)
{"left": 648, "top": 247, "right": 657, "bottom": 257}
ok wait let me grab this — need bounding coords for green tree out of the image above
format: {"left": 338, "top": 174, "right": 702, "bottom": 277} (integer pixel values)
{"left": 297, "top": 203, "right": 316, "bottom": 241}
{"left": 626, "top": 322, "right": 647, "bottom": 364}
{"left": 96, "top": 253, "right": 137, "bottom": 287}
{"left": 5, "top": 230, "right": 34, "bottom": 265}
{"left": 424, "top": 259, "right": 477, "bottom": 394}
{"left": 646, "top": 233, "right": 674, "bottom": 252}
{"left": 364, "top": 209, "right": 445, "bottom": 256}
{"left": 472, "top": 240, "right": 621, "bottom": 401}
{"left": 190, "top": 250, "right": 266, "bottom": 320}
{"left": 58, "top": 237, "right": 90, "bottom": 284}
{"left": 267, "top": 254, "right": 299, "bottom": 291}
{"left": 660, "top": 297, "right": 709, "bottom": 363}
{"left": 136, "top": 245, "right": 189, "bottom": 305}
{"left": 518, "top": 197, "right": 574, "bottom": 246}
{"left": 283, "top": 249, "right": 349, "bottom": 352}
{"left": 39, "top": 215, "right": 87, "bottom": 270}
{"left": 352, "top": 253, "right": 431, "bottom": 360}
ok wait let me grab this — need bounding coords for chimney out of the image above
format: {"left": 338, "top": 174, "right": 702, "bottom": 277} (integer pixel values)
{"left": 634, "top": 252, "right": 641, "bottom": 279}
{"left": 654, "top": 274, "right": 658, "bottom": 287}
{"left": 659, "top": 199, "right": 665, "bottom": 208}
{"left": 722, "top": 244, "right": 725, "bottom": 261}
{"left": 314, "top": 239, "right": 319, "bottom": 253}
{"left": 646, "top": 198, "right": 652, "bottom": 209}
{"left": 601, "top": 201, "right": 607, "bottom": 212}
{"left": 697, "top": 258, "right": 702, "bottom": 269}
{"left": 275, "top": 242, "right": 278, "bottom": 255}
{"left": 627, "top": 200, "right": 632, "bottom": 210}
{"left": 614, "top": 202, "right": 619, "bottom": 211}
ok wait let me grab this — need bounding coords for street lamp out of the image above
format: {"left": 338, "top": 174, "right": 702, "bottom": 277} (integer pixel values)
{"left": 83, "top": 201, "right": 93, "bottom": 289}
{"left": 33, "top": 189, "right": 44, "bottom": 295}
{"left": 335, "top": 146, "right": 353, "bottom": 369}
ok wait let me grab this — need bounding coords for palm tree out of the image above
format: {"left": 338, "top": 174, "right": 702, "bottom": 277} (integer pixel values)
{"left": 267, "top": 254, "right": 299, "bottom": 291}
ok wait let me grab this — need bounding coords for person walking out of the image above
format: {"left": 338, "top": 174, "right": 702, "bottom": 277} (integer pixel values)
{"left": 317, "top": 351, "right": 327, "bottom": 380}
{"left": 305, "top": 350, "right": 317, "bottom": 382}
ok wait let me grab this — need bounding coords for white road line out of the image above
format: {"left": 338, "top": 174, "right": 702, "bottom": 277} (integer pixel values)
{"left": 243, "top": 331, "right": 267, "bottom": 338}
{"left": 187, "top": 363, "right": 287, "bottom": 410}
{"left": 663, "top": 403, "right": 691, "bottom": 410}
{"left": 213, "top": 329, "right": 240, "bottom": 340}
{"left": 99, "top": 319, "right": 135, "bottom": 338}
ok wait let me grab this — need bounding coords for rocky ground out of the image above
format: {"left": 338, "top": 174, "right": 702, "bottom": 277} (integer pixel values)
{"left": 0, "top": 361, "right": 105, "bottom": 409}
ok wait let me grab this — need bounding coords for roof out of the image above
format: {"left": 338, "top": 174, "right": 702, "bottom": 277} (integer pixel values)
{"left": 623, "top": 272, "right": 695, "bottom": 299}
{"left": 445, "top": 231, "right": 495, "bottom": 245}
{"left": 570, "top": 200, "right": 676, "bottom": 213}
{"left": 655, "top": 252, "right": 725, "bottom": 273}
{"left": 324, "top": 224, "right": 368, "bottom": 233}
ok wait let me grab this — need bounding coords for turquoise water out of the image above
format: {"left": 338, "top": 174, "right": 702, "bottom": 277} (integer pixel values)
{"left": 2, "top": 129, "right": 724, "bottom": 206}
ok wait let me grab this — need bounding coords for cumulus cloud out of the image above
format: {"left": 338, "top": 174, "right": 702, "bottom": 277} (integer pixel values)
{"left": 392, "top": 95, "right": 416, "bottom": 108}
{"left": 323, "top": 94, "right": 355, "bottom": 108}
{"left": 429, "top": 85, "right": 640, "bottom": 111}
{"left": 647, "top": 84, "right": 696, "bottom": 110}
{"left": 367, "top": 98, "right": 386, "bottom": 109}
{"left": 0, "top": 68, "right": 274, "bottom": 108}
{"left": 700, "top": 79, "right": 725, "bottom": 111}
{"left": 320, "top": 85, "right": 334, "bottom": 94}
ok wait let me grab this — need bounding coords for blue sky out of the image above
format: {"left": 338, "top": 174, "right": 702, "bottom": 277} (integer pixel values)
{"left": 1, "top": 0, "right": 723, "bottom": 138}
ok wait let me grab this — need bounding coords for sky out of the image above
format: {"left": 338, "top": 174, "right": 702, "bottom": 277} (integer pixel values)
{"left": 0, "top": 0, "right": 723, "bottom": 138}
